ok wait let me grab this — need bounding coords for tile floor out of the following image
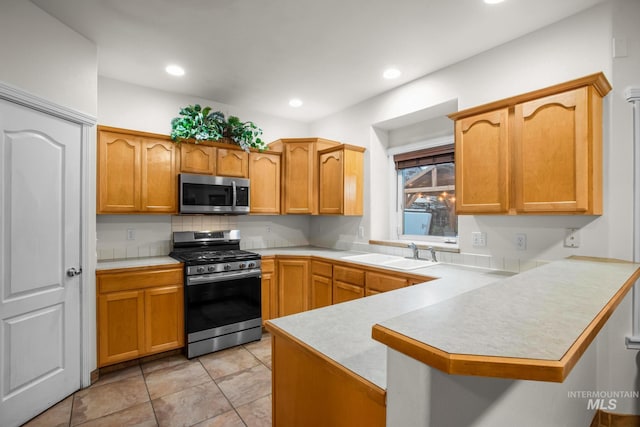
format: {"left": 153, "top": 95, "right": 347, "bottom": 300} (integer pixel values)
{"left": 23, "top": 333, "right": 272, "bottom": 427}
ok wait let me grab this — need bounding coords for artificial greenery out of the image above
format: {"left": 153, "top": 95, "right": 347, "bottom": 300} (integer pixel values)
{"left": 170, "top": 104, "right": 267, "bottom": 152}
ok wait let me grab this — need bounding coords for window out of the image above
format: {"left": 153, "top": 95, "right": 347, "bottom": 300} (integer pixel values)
{"left": 394, "top": 144, "right": 457, "bottom": 241}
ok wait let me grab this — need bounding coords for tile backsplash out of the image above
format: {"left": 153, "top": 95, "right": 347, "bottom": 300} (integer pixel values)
{"left": 97, "top": 215, "right": 545, "bottom": 273}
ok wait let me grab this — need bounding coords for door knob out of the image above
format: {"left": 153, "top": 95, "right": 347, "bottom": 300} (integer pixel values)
{"left": 66, "top": 267, "right": 83, "bottom": 277}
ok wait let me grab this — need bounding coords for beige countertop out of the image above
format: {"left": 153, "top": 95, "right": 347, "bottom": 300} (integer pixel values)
{"left": 96, "top": 256, "right": 182, "bottom": 271}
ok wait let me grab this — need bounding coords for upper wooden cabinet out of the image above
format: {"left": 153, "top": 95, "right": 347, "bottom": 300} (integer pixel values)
{"left": 179, "top": 143, "right": 215, "bottom": 174}
{"left": 454, "top": 108, "right": 510, "bottom": 214}
{"left": 449, "top": 73, "right": 611, "bottom": 215}
{"left": 217, "top": 148, "right": 249, "bottom": 178}
{"left": 249, "top": 151, "right": 281, "bottom": 214}
{"left": 178, "top": 141, "right": 249, "bottom": 178}
{"left": 269, "top": 138, "right": 341, "bottom": 215}
{"left": 97, "top": 126, "right": 177, "bottom": 214}
{"left": 318, "top": 144, "right": 365, "bottom": 215}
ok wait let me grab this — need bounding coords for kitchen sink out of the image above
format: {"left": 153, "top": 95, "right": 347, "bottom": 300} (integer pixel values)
{"left": 341, "top": 253, "right": 439, "bottom": 271}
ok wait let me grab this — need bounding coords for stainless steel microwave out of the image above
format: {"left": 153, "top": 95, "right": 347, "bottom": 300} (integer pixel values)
{"left": 179, "top": 173, "right": 250, "bottom": 214}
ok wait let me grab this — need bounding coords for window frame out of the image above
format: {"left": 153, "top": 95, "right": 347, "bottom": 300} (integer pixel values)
{"left": 390, "top": 137, "right": 458, "bottom": 244}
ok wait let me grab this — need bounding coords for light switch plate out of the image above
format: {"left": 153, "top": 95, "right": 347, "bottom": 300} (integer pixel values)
{"left": 472, "top": 232, "right": 486, "bottom": 247}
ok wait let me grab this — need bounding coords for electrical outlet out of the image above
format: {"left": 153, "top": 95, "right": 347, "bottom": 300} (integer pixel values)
{"left": 471, "top": 232, "right": 486, "bottom": 247}
{"left": 358, "top": 226, "right": 365, "bottom": 238}
{"left": 564, "top": 228, "right": 580, "bottom": 248}
{"left": 514, "top": 233, "right": 527, "bottom": 250}
{"left": 126, "top": 228, "right": 136, "bottom": 240}
{"left": 266, "top": 225, "right": 271, "bottom": 233}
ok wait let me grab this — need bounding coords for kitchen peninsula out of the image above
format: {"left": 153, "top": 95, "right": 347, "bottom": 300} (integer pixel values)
{"left": 264, "top": 254, "right": 640, "bottom": 427}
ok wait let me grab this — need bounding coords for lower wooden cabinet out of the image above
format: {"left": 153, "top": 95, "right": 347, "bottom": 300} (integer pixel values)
{"left": 268, "top": 326, "right": 385, "bottom": 427}
{"left": 311, "top": 260, "right": 333, "bottom": 309}
{"left": 277, "top": 258, "right": 310, "bottom": 316}
{"left": 96, "top": 264, "right": 184, "bottom": 367}
{"left": 333, "top": 265, "right": 365, "bottom": 304}
{"left": 272, "top": 255, "right": 435, "bottom": 319}
{"left": 365, "top": 271, "right": 408, "bottom": 294}
{"left": 261, "top": 257, "right": 277, "bottom": 324}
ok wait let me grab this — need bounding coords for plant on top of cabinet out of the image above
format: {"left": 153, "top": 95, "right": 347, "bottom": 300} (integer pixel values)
{"left": 170, "top": 104, "right": 267, "bottom": 152}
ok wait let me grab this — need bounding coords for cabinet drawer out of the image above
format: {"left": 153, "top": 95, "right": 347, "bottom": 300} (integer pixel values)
{"left": 262, "top": 258, "right": 276, "bottom": 274}
{"left": 366, "top": 272, "right": 407, "bottom": 293}
{"left": 333, "top": 265, "right": 365, "bottom": 287}
{"left": 97, "top": 266, "right": 183, "bottom": 293}
{"left": 311, "top": 260, "right": 332, "bottom": 278}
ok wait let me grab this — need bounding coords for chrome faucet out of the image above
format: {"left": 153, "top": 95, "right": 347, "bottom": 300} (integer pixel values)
{"left": 428, "top": 246, "right": 437, "bottom": 262}
{"left": 408, "top": 242, "right": 419, "bottom": 260}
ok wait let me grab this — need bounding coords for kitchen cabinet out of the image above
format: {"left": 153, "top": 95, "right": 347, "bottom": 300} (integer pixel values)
{"left": 249, "top": 151, "right": 281, "bottom": 214}
{"left": 318, "top": 144, "right": 365, "bottom": 215}
{"left": 217, "top": 147, "right": 249, "bottom": 178}
{"left": 97, "top": 126, "right": 177, "bottom": 214}
{"left": 277, "top": 257, "right": 310, "bottom": 316}
{"left": 365, "top": 271, "right": 408, "bottom": 296}
{"left": 179, "top": 143, "right": 216, "bottom": 174}
{"left": 454, "top": 108, "right": 510, "bottom": 214}
{"left": 333, "top": 265, "right": 365, "bottom": 304}
{"left": 179, "top": 142, "right": 249, "bottom": 178}
{"left": 269, "top": 326, "right": 385, "bottom": 427}
{"left": 269, "top": 138, "right": 341, "bottom": 214}
{"left": 96, "top": 264, "right": 184, "bottom": 367}
{"left": 311, "top": 260, "right": 333, "bottom": 309}
{"left": 261, "top": 257, "right": 277, "bottom": 324}
{"left": 449, "top": 72, "right": 611, "bottom": 215}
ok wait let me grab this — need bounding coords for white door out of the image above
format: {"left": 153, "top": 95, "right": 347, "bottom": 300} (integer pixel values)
{"left": 0, "top": 99, "right": 82, "bottom": 427}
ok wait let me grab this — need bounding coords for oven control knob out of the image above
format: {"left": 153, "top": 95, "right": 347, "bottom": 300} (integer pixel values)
{"left": 238, "top": 263, "right": 246, "bottom": 269}
{"left": 248, "top": 262, "right": 256, "bottom": 268}
{"left": 224, "top": 264, "right": 231, "bottom": 271}
{"left": 196, "top": 266, "right": 205, "bottom": 273}
{"left": 208, "top": 265, "right": 216, "bottom": 272}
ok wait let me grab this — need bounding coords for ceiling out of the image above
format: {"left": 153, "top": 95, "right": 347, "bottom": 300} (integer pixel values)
{"left": 31, "top": 0, "right": 605, "bottom": 122}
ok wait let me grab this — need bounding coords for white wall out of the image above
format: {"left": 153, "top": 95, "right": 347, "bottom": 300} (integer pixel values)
{"left": 0, "top": 0, "right": 97, "bottom": 116}
{"left": 97, "top": 77, "right": 309, "bottom": 143}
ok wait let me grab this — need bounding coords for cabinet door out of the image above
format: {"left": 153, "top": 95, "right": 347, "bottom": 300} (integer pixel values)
{"left": 98, "top": 290, "right": 145, "bottom": 367}
{"left": 144, "top": 285, "right": 184, "bottom": 354}
{"left": 249, "top": 152, "right": 281, "bottom": 214}
{"left": 180, "top": 143, "right": 216, "bottom": 174}
{"left": 333, "top": 281, "right": 364, "bottom": 304}
{"left": 365, "top": 271, "right": 407, "bottom": 294}
{"left": 261, "top": 258, "right": 276, "bottom": 323}
{"left": 311, "top": 274, "right": 332, "bottom": 309}
{"left": 97, "top": 130, "right": 141, "bottom": 213}
{"left": 278, "top": 259, "right": 310, "bottom": 316}
{"left": 514, "top": 88, "right": 589, "bottom": 213}
{"left": 217, "top": 148, "right": 249, "bottom": 178}
{"left": 141, "top": 139, "right": 177, "bottom": 213}
{"left": 455, "top": 108, "right": 509, "bottom": 214}
{"left": 319, "top": 150, "right": 344, "bottom": 214}
{"left": 283, "top": 142, "right": 315, "bottom": 214}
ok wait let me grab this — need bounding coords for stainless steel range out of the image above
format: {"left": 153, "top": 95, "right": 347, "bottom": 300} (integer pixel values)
{"left": 169, "top": 230, "right": 262, "bottom": 358}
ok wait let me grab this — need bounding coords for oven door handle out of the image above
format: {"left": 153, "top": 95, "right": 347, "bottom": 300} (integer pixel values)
{"left": 187, "top": 269, "right": 262, "bottom": 286}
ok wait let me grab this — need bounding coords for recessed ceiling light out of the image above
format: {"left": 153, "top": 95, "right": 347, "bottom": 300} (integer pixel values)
{"left": 383, "top": 68, "right": 401, "bottom": 79}
{"left": 483, "top": 0, "right": 505, "bottom": 4}
{"left": 165, "top": 64, "right": 185, "bottom": 76}
{"left": 289, "top": 98, "right": 303, "bottom": 108}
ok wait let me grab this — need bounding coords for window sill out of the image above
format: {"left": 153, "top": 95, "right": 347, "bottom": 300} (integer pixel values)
{"left": 368, "top": 239, "right": 460, "bottom": 253}
{"left": 625, "top": 335, "right": 640, "bottom": 350}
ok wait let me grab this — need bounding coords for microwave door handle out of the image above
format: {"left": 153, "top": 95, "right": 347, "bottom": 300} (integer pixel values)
{"left": 232, "top": 181, "right": 237, "bottom": 209}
